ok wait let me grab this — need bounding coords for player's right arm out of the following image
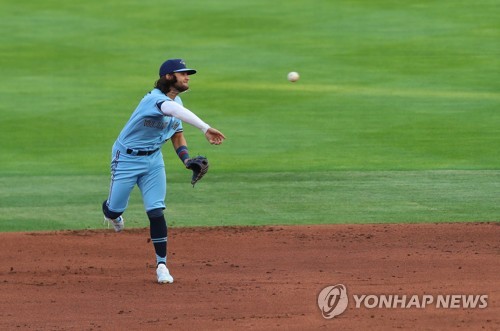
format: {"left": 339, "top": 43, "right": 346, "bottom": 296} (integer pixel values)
{"left": 158, "top": 101, "right": 225, "bottom": 145}
{"left": 158, "top": 101, "right": 210, "bottom": 133}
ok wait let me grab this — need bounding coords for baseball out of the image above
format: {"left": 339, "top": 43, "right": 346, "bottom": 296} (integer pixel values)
{"left": 287, "top": 71, "right": 300, "bottom": 82}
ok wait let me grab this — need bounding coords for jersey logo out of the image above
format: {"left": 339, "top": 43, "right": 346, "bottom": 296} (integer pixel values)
{"left": 172, "top": 122, "right": 180, "bottom": 131}
{"left": 144, "top": 119, "right": 167, "bottom": 129}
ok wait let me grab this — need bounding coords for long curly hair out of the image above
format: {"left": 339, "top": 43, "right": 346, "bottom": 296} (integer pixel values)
{"left": 154, "top": 75, "right": 177, "bottom": 95}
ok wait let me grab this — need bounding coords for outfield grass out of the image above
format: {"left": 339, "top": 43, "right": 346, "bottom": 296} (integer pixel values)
{"left": 0, "top": 0, "right": 499, "bottom": 231}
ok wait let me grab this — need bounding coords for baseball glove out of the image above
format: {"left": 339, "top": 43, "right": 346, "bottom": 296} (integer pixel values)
{"left": 185, "top": 156, "right": 209, "bottom": 187}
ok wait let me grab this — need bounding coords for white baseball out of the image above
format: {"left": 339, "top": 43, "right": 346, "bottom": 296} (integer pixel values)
{"left": 287, "top": 71, "right": 300, "bottom": 82}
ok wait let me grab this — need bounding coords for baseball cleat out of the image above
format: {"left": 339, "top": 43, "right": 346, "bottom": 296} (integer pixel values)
{"left": 104, "top": 215, "right": 124, "bottom": 232}
{"left": 156, "top": 264, "right": 174, "bottom": 284}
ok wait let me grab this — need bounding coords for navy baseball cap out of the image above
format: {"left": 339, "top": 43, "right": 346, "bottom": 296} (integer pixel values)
{"left": 159, "top": 59, "right": 197, "bottom": 77}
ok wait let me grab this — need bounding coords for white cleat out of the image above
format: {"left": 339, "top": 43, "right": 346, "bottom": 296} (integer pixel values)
{"left": 104, "top": 215, "right": 124, "bottom": 232}
{"left": 156, "top": 264, "right": 174, "bottom": 284}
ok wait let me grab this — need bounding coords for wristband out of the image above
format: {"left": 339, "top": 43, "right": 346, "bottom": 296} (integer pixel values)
{"left": 176, "top": 146, "right": 190, "bottom": 163}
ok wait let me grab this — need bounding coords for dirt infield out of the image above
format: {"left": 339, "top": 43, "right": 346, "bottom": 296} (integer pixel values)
{"left": 1, "top": 222, "right": 498, "bottom": 330}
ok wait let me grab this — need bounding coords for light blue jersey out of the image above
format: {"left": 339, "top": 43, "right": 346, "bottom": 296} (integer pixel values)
{"left": 117, "top": 88, "right": 183, "bottom": 151}
{"left": 106, "top": 88, "right": 185, "bottom": 213}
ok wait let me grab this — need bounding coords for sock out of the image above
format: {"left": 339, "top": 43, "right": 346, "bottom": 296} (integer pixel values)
{"left": 149, "top": 214, "right": 167, "bottom": 266}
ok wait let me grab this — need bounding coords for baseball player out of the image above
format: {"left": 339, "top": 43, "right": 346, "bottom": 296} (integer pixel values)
{"left": 102, "top": 58, "right": 225, "bottom": 284}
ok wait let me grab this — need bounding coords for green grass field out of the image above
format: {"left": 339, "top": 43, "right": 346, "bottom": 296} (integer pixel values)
{"left": 1, "top": 0, "right": 499, "bottom": 231}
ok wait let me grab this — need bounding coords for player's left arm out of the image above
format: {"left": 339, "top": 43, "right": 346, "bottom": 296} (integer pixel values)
{"left": 171, "top": 131, "right": 190, "bottom": 166}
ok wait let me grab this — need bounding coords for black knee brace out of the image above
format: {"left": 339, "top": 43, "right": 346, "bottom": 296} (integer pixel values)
{"left": 102, "top": 200, "right": 123, "bottom": 219}
{"left": 147, "top": 208, "right": 164, "bottom": 219}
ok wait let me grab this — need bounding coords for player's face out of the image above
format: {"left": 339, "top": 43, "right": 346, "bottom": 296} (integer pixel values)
{"left": 173, "top": 72, "right": 190, "bottom": 92}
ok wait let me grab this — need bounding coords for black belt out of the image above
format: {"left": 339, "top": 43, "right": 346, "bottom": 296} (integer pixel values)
{"left": 126, "top": 148, "right": 159, "bottom": 156}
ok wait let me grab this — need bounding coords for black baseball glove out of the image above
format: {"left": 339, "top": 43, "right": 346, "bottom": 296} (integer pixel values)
{"left": 185, "top": 156, "right": 209, "bottom": 187}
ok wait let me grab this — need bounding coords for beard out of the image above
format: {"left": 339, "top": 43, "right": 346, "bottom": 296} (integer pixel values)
{"left": 170, "top": 75, "right": 189, "bottom": 93}
{"left": 174, "top": 81, "right": 189, "bottom": 93}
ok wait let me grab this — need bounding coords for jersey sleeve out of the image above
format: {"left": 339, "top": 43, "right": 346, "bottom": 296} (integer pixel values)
{"left": 175, "top": 120, "right": 184, "bottom": 133}
{"left": 158, "top": 100, "right": 210, "bottom": 133}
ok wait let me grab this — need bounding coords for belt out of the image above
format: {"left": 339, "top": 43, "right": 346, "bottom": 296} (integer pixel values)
{"left": 126, "top": 148, "right": 159, "bottom": 156}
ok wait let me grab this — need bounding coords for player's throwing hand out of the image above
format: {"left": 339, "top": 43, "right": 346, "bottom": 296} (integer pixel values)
{"left": 205, "top": 128, "right": 225, "bottom": 145}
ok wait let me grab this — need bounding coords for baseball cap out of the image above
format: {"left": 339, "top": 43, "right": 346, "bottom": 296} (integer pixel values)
{"left": 159, "top": 59, "right": 197, "bottom": 77}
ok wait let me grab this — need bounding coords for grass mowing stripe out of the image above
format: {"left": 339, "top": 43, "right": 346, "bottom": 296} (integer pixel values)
{"left": 215, "top": 82, "right": 500, "bottom": 101}
{"left": 1, "top": 171, "right": 498, "bottom": 231}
